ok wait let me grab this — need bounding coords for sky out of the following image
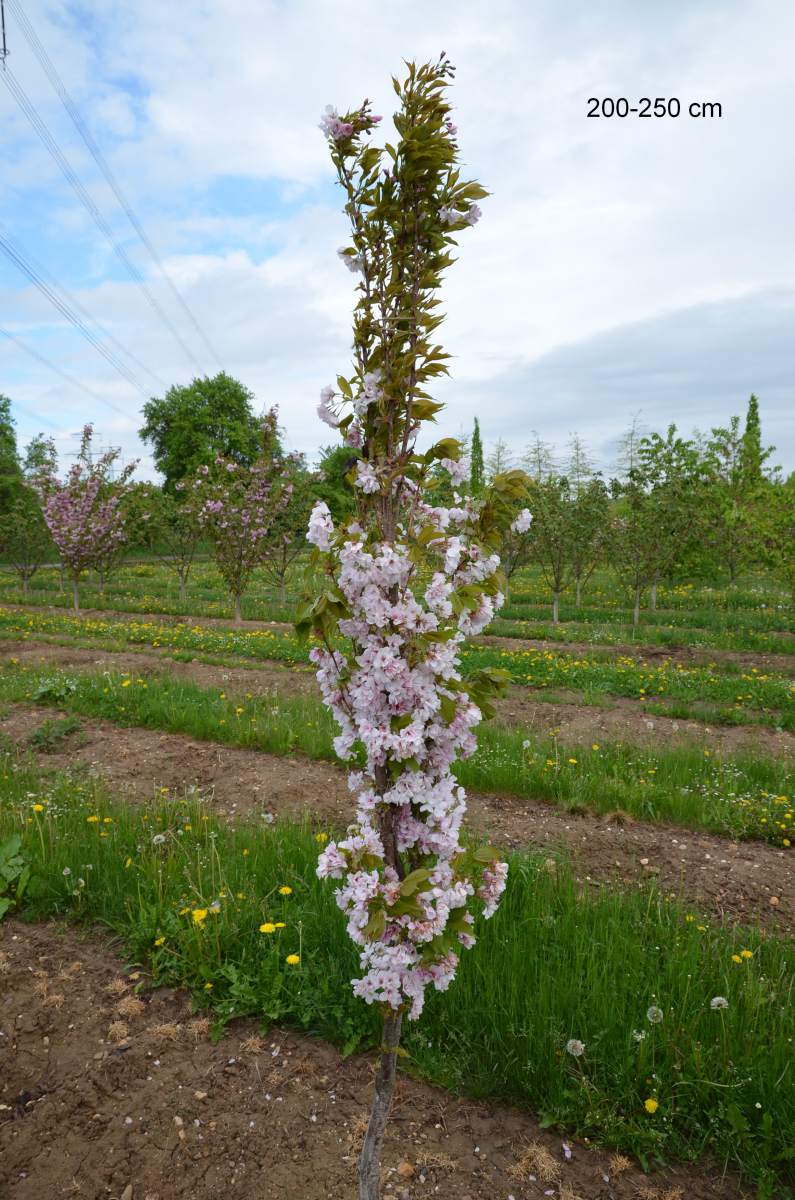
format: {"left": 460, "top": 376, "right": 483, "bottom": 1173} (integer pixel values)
{"left": 1, "top": 0, "right": 793, "bottom": 480}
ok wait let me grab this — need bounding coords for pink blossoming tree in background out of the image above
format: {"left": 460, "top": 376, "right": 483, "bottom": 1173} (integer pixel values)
{"left": 193, "top": 407, "right": 293, "bottom": 622}
{"left": 302, "top": 57, "right": 531, "bottom": 1199}
{"left": 38, "top": 425, "right": 136, "bottom": 612}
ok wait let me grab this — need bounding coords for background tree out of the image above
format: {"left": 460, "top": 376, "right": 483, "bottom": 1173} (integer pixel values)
{"left": 756, "top": 473, "right": 795, "bottom": 606}
{"left": 485, "top": 437, "right": 513, "bottom": 480}
{"left": 139, "top": 373, "right": 263, "bottom": 493}
{"left": 258, "top": 453, "right": 315, "bottom": 604}
{"left": 522, "top": 432, "right": 557, "bottom": 481}
{"left": 137, "top": 483, "right": 204, "bottom": 605}
{"left": 525, "top": 475, "right": 581, "bottom": 622}
{"left": 0, "top": 488, "right": 53, "bottom": 595}
{"left": 38, "top": 425, "right": 136, "bottom": 611}
{"left": 314, "top": 444, "right": 359, "bottom": 521}
{"left": 564, "top": 435, "right": 607, "bottom": 606}
{"left": 0, "top": 396, "right": 22, "bottom": 520}
{"left": 469, "top": 417, "right": 484, "bottom": 494}
{"left": 194, "top": 408, "right": 292, "bottom": 622}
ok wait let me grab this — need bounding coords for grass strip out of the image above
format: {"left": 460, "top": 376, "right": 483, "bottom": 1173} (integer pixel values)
{"left": 1, "top": 753, "right": 793, "bottom": 1192}
{"left": 2, "top": 606, "right": 792, "bottom": 731}
{"left": 1, "top": 662, "right": 792, "bottom": 847}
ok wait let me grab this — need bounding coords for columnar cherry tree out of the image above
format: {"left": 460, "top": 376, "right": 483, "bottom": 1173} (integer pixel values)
{"left": 38, "top": 425, "right": 136, "bottom": 612}
{"left": 193, "top": 407, "right": 293, "bottom": 622}
{"left": 301, "top": 58, "right": 530, "bottom": 1200}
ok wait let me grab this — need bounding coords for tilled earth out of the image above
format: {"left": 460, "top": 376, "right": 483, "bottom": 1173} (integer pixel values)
{"left": 0, "top": 920, "right": 744, "bottom": 1200}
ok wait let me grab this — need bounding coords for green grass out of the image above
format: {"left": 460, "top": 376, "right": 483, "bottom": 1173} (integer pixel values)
{"left": 1, "top": 661, "right": 792, "bottom": 847}
{"left": 2, "top": 604, "right": 792, "bottom": 731}
{"left": 1, "top": 752, "right": 793, "bottom": 1193}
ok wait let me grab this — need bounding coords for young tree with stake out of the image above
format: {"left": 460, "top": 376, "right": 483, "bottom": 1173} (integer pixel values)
{"left": 302, "top": 58, "right": 530, "bottom": 1200}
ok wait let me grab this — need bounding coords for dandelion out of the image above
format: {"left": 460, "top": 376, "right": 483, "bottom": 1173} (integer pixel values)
{"left": 591, "top": 743, "right": 599, "bottom": 751}
{"left": 286, "top": 954, "right": 300, "bottom": 965}
{"left": 260, "top": 923, "right": 277, "bottom": 934}
{"left": 566, "top": 1039, "right": 585, "bottom": 1058}
{"left": 154, "top": 936, "right": 165, "bottom": 947}
{"left": 278, "top": 886, "right": 293, "bottom": 896}
{"left": 124, "top": 856, "right": 132, "bottom": 869}
{"left": 644, "top": 1098, "right": 659, "bottom": 1114}
{"left": 62, "top": 866, "right": 71, "bottom": 876}
{"left": 274, "top": 922, "right": 286, "bottom": 929}
{"left": 567, "top": 758, "right": 577, "bottom": 765}
{"left": 121, "top": 679, "right": 131, "bottom": 688}
{"left": 152, "top": 833, "right": 166, "bottom": 846}
{"left": 86, "top": 815, "right": 100, "bottom": 823}
{"left": 192, "top": 908, "right": 208, "bottom": 925}
{"left": 32, "top": 803, "right": 44, "bottom": 813}
{"left": 731, "top": 954, "right": 742, "bottom": 964}
{"left": 740, "top": 949, "right": 753, "bottom": 959}
{"left": 710, "top": 996, "right": 729, "bottom": 1010}
{"left": 315, "top": 832, "right": 328, "bottom": 844}
{"left": 632, "top": 1029, "right": 646, "bottom": 1042}
{"left": 646, "top": 1006, "right": 663, "bottom": 1024}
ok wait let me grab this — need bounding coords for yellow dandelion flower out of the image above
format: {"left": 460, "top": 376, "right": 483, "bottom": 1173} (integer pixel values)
{"left": 124, "top": 856, "right": 132, "bottom": 868}
{"left": 286, "top": 954, "right": 300, "bottom": 965}
{"left": 740, "top": 949, "right": 753, "bottom": 959}
{"left": 279, "top": 886, "right": 293, "bottom": 896}
{"left": 154, "top": 936, "right": 165, "bottom": 947}
{"left": 86, "top": 815, "right": 100, "bottom": 823}
{"left": 274, "top": 922, "right": 286, "bottom": 929}
{"left": 260, "top": 922, "right": 277, "bottom": 934}
{"left": 32, "top": 803, "right": 44, "bottom": 812}
{"left": 204, "top": 982, "right": 213, "bottom": 990}
{"left": 591, "top": 743, "right": 599, "bottom": 751}
{"left": 315, "top": 832, "right": 328, "bottom": 844}
{"left": 192, "top": 908, "right": 208, "bottom": 924}
{"left": 731, "top": 954, "right": 742, "bottom": 964}
{"left": 121, "top": 679, "right": 131, "bottom": 688}
{"left": 644, "top": 1098, "right": 659, "bottom": 1114}
{"left": 568, "top": 758, "right": 577, "bottom": 765}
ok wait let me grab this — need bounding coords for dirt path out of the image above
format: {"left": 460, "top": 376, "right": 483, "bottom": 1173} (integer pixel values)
{"left": 5, "top": 638, "right": 794, "bottom": 758}
{"left": 0, "top": 920, "right": 743, "bottom": 1200}
{"left": 4, "top": 599, "right": 794, "bottom": 673}
{"left": 2, "top": 703, "right": 791, "bottom": 935}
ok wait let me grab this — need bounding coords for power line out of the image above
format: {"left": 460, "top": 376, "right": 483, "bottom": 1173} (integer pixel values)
{"left": 0, "top": 229, "right": 149, "bottom": 395}
{"left": 7, "top": 0, "right": 223, "bottom": 373}
{"left": 1, "top": 63, "right": 205, "bottom": 374}
{"left": 0, "top": 221, "right": 162, "bottom": 390}
{"left": 0, "top": 323, "right": 131, "bottom": 418}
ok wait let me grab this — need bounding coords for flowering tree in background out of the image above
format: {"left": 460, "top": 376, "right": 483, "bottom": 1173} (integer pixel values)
{"left": 302, "top": 58, "right": 530, "bottom": 1200}
{"left": 38, "top": 425, "right": 136, "bottom": 612}
{"left": 137, "top": 483, "right": 204, "bottom": 605}
{"left": 194, "top": 407, "right": 293, "bottom": 622}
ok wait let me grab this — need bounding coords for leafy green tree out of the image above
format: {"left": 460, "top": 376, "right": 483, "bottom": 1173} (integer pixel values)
{"left": 525, "top": 474, "right": 606, "bottom": 622}
{"left": 0, "top": 396, "right": 22, "bottom": 517}
{"left": 522, "top": 432, "right": 557, "bottom": 481}
{"left": 314, "top": 444, "right": 359, "bottom": 521}
{"left": 704, "top": 401, "right": 775, "bottom": 583}
{"left": 23, "top": 433, "right": 58, "bottom": 478}
{"left": 139, "top": 373, "right": 264, "bottom": 492}
{"left": 756, "top": 474, "right": 795, "bottom": 606}
{"left": 0, "top": 487, "right": 53, "bottom": 595}
{"left": 564, "top": 435, "right": 606, "bottom": 605}
{"left": 609, "top": 425, "right": 705, "bottom": 622}
{"left": 470, "top": 417, "right": 484, "bottom": 494}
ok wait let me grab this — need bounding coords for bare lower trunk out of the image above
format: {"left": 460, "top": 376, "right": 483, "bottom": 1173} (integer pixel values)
{"left": 72, "top": 580, "right": 80, "bottom": 613}
{"left": 552, "top": 591, "right": 559, "bottom": 624}
{"left": 22, "top": 576, "right": 29, "bottom": 598}
{"left": 233, "top": 594, "right": 243, "bottom": 624}
{"left": 633, "top": 585, "right": 640, "bottom": 627}
{"left": 179, "top": 575, "right": 187, "bottom": 604}
{"left": 575, "top": 578, "right": 582, "bottom": 607}
{"left": 649, "top": 580, "right": 657, "bottom": 611}
{"left": 357, "top": 1009, "right": 404, "bottom": 1200}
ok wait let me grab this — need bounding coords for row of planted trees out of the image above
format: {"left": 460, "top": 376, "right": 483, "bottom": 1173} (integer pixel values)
{"left": 492, "top": 400, "right": 795, "bottom": 625}
{"left": 0, "top": 406, "right": 316, "bottom": 617}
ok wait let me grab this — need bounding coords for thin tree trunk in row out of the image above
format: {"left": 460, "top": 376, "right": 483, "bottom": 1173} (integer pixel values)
{"left": 649, "top": 579, "right": 658, "bottom": 611}
{"left": 633, "top": 585, "right": 641, "bottom": 627}
{"left": 575, "top": 578, "right": 582, "bottom": 607}
{"left": 233, "top": 594, "right": 243, "bottom": 624}
{"left": 552, "top": 591, "right": 560, "bottom": 624}
{"left": 357, "top": 1009, "right": 404, "bottom": 1200}
{"left": 72, "top": 580, "right": 80, "bottom": 613}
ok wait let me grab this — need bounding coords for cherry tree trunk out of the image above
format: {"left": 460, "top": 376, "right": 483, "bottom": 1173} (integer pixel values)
{"left": 72, "top": 580, "right": 80, "bottom": 613}
{"left": 633, "top": 585, "right": 641, "bottom": 627}
{"left": 233, "top": 594, "right": 243, "bottom": 624}
{"left": 575, "top": 578, "right": 582, "bottom": 607}
{"left": 552, "top": 591, "right": 560, "bottom": 624}
{"left": 357, "top": 1009, "right": 403, "bottom": 1200}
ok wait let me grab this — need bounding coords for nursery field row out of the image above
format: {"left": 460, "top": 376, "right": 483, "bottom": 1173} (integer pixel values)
{"left": 1, "top": 754, "right": 793, "bottom": 1190}
{"left": 1, "top": 606, "right": 793, "bottom": 731}
{"left": 1, "top": 659, "right": 793, "bottom": 848}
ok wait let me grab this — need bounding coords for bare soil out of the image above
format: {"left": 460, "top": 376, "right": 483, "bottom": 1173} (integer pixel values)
{"left": 5, "top": 638, "right": 794, "bottom": 758}
{"left": 1, "top": 704, "right": 791, "bottom": 934}
{"left": 0, "top": 919, "right": 745, "bottom": 1199}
